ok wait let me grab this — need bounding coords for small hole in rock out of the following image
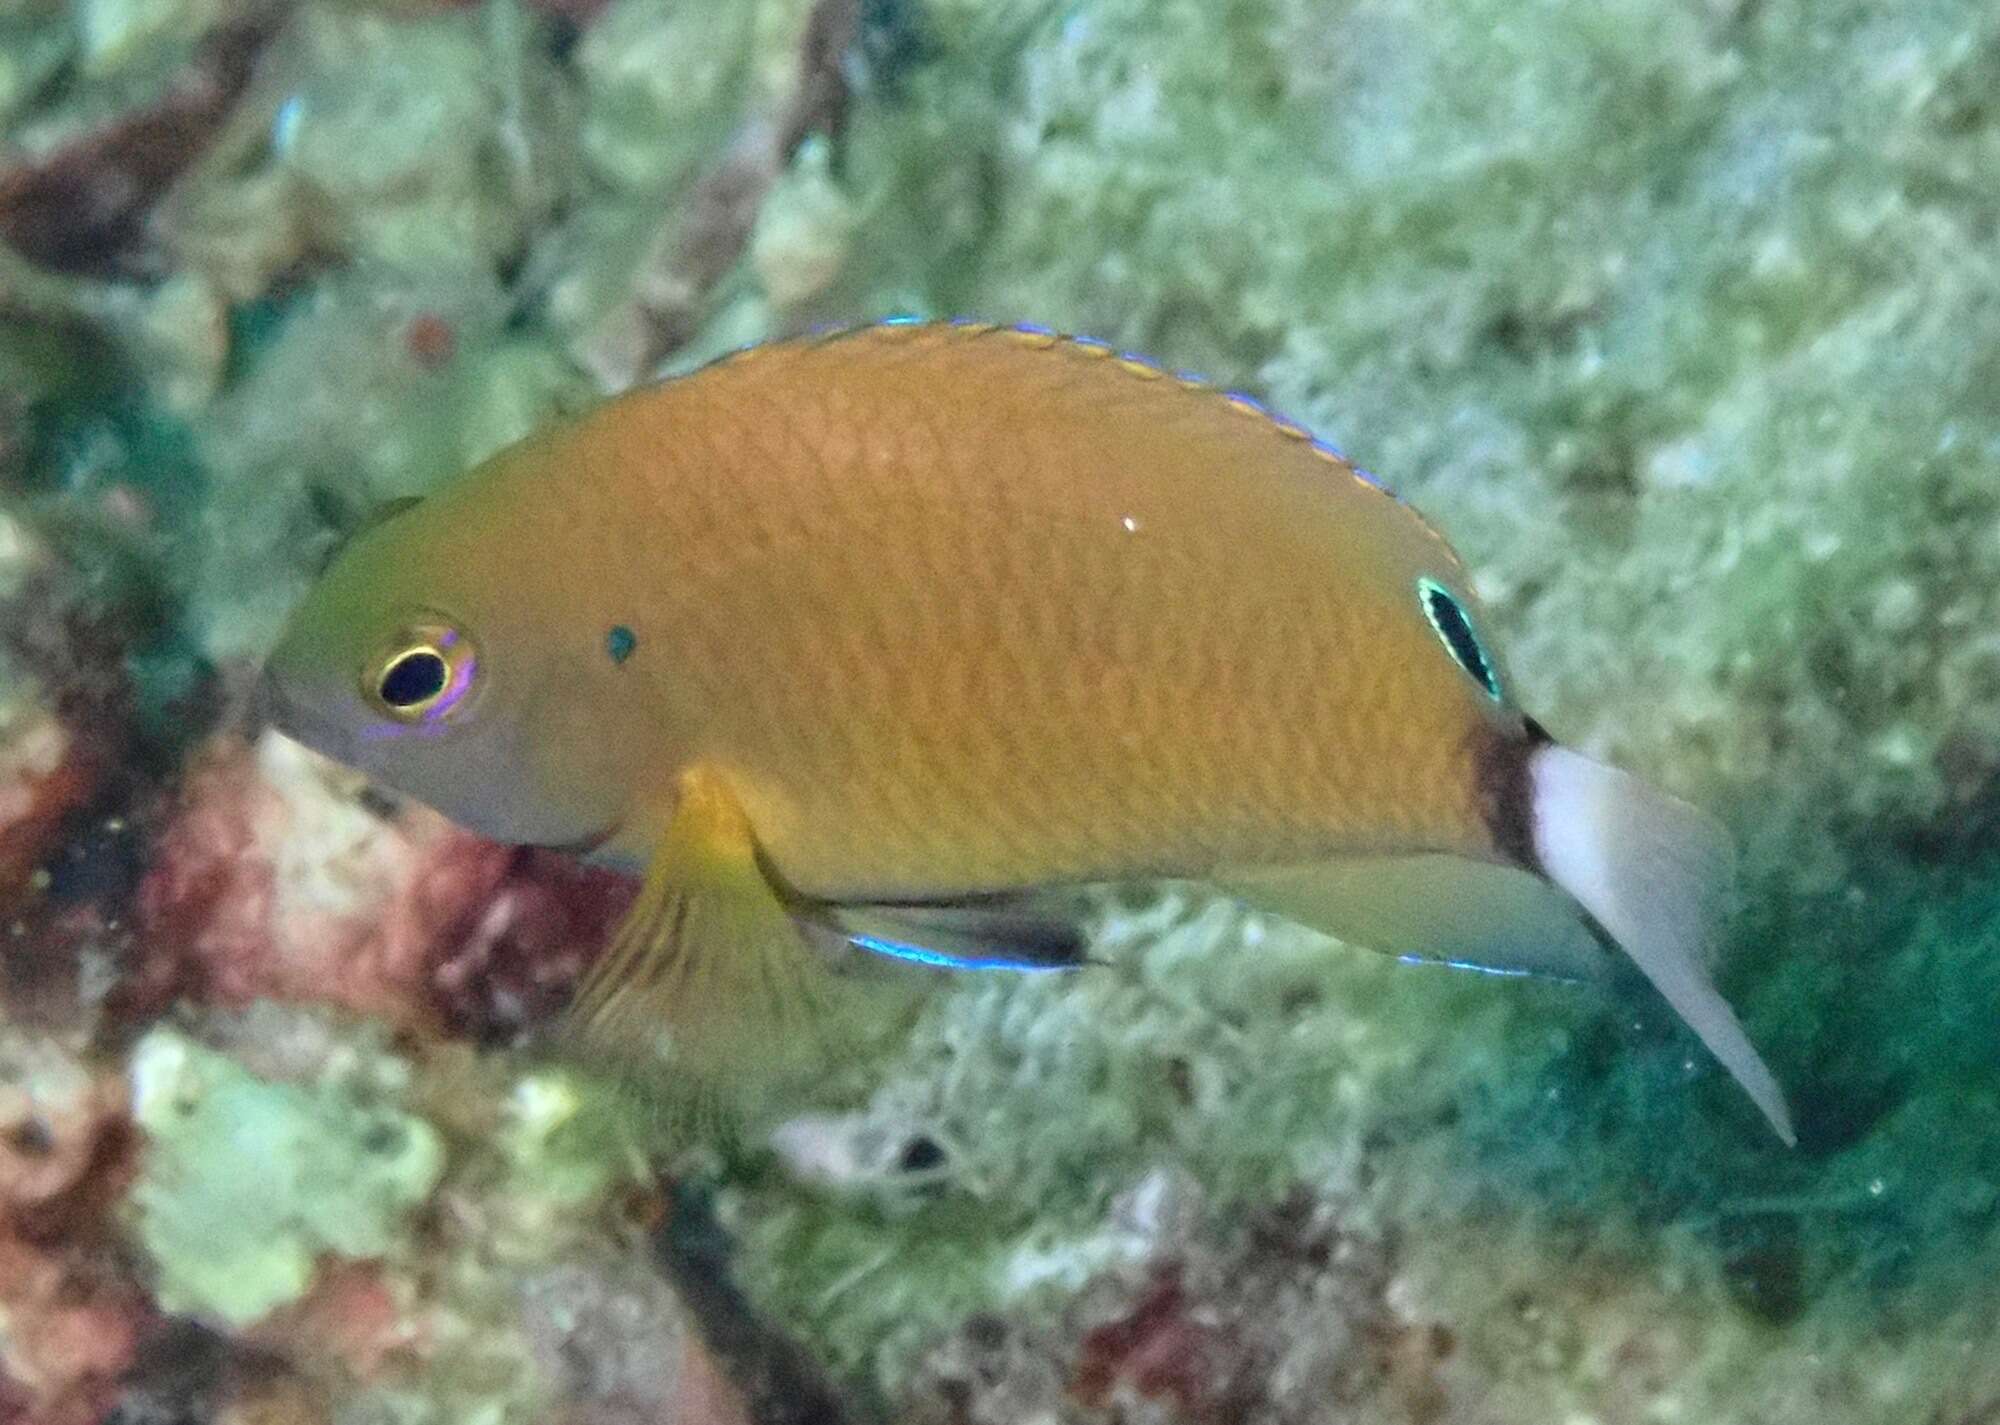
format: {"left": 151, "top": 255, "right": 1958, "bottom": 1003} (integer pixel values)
{"left": 898, "top": 1135, "right": 947, "bottom": 1173}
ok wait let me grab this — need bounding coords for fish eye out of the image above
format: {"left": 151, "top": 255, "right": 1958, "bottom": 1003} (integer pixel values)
{"left": 1417, "top": 578, "right": 1502, "bottom": 702}
{"left": 365, "top": 622, "right": 478, "bottom": 723}
{"left": 380, "top": 650, "right": 447, "bottom": 706}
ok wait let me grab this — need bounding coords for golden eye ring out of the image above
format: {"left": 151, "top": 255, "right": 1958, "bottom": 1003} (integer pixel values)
{"left": 364, "top": 622, "right": 479, "bottom": 724}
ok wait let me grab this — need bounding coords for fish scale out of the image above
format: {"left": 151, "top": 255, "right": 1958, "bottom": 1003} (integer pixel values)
{"left": 264, "top": 317, "right": 1797, "bottom": 1142}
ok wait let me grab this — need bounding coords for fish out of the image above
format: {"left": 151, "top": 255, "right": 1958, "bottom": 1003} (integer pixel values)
{"left": 261, "top": 318, "right": 1795, "bottom": 1144}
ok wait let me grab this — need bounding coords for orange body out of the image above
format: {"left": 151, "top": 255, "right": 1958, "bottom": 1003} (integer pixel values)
{"left": 421, "top": 321, "right": 1519, "bottom": 897}
{"left": 264, "top": 319, "right": 1797, "bottom": 1142}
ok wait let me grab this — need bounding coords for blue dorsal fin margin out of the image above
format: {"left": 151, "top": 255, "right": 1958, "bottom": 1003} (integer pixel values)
{"left": 704, "top": 316, "right": 1401, "bottom": 501}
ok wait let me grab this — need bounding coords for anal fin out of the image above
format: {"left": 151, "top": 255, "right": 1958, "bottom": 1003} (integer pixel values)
{"left": 1219, "top": 853, "right": 1617, "bottom": 984}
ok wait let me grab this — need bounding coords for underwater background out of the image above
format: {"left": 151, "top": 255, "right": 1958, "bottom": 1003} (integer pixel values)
{"left": 1, "top": 0, "right": 1997, "bottom": 1420}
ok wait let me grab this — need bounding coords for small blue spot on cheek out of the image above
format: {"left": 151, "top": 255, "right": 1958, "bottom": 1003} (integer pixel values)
{"left": 606, "top": 625, "right": 637, "bottom": 664}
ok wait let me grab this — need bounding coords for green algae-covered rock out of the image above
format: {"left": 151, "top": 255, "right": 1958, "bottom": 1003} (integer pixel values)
{"left": 577, "top": 0, "right": 757, "bottom": 195}
{"left": 0, "top": 13, "right": 71, "bottom": 127}
{"left": 159, "top": 2, "right": 576, "bottom": 300}
{"left": 126, "top": 1027, "right": 445, "bottom": 1326}
{"left": 74, "top": 0, "right": 220, "bottom": 76}
{"left": 188, "top": 264, "right": 591, "bottom": 659}
{"left": 269, "top": 6, "right": 574, "bottom": 272}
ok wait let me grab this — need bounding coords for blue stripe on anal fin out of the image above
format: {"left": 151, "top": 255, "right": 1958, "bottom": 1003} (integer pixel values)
{"left": 1218, "top": 853, "right": 1619, "bottom": 984}
{"left": 851, "top": 933, "right": 1076, "bottom": 973}
{"left": 1395, "top": 953, "right": 1550, "bottom": 981}
{"left": 814, "top": 897, "right": 1093, "bottom": 973}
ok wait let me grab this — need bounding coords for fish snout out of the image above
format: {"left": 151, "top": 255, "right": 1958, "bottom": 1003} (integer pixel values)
{"left": 256, "top": 659, "right": 358, "bottom": 765}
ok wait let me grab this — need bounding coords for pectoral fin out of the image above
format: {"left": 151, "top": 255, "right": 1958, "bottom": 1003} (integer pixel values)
{"left": 1219, "top": 853, "right": 1616, "bottom": 983}
{"left": 565, "top": 766, "right": 845, "bottom": 1113}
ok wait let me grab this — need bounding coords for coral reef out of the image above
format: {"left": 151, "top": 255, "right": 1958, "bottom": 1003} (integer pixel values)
{"left": 0, "top": 1026, "right": 144, "bottom": 1425}
{"left": 126, "top": 1025, "right": 446, "bottom": 1325}
{"left": 4, "top": 0, "right": 2000, "bottom": 1421}
{"left": 107, "top": 1004, "right": 772, "bottom": 1424}
{"left": 0, "top": 8, "right": 279, "bottom": 276}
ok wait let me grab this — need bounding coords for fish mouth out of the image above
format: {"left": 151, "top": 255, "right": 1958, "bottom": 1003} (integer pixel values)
{"left": 257, "top": 665, "right": 358, "bottom": 765}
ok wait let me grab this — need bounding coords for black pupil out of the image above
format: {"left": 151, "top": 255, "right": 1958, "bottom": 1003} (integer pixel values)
{"left": 1426, "top": 588, "right": 1497, "bottom": 697}
{"left": 380, "top": 650, "right": 449, "bottom": 708}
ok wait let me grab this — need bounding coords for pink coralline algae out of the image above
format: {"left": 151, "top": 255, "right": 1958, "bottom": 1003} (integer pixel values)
{"left": 905, "top": 1185, "right": 1456, "bottom": 1425}
{"left": 247, "top": 1261, "right": 424, "bottom": 1387}
{"left": 133, "top": 731, "right": 628, "bottom": 1038}
{"left": 0, "top": 708, "right": 102, "bottom": 909}
{"left": 428, "top": 848, "right": 632, "bottom": 1045}
{"left": 0, "top": 1031, "right": 150, "bottom": 1425}
{"left": 1069, "top": 1268, "right": 1231, "bottom": 1416}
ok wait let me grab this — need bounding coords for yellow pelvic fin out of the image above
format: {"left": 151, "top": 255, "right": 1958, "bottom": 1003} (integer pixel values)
{"left": 1218, "top": 853, "right": 1618, "bottom": 983}
{"left": 565, "top": 766, "right": 854, "bottom": 1116}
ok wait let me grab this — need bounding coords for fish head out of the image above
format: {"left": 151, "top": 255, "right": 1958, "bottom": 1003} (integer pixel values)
{"left": 262, "top": 491, "right": 636, "bottom": 853}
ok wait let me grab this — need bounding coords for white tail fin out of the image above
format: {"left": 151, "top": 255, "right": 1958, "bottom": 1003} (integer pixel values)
{"left": 1530, "top": 745, "right": 1796, "bottom": 1145}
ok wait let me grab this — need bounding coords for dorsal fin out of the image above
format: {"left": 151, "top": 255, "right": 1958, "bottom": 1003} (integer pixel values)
{"left": 695, "top": 316, "right": 1412, "bottom": 508}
